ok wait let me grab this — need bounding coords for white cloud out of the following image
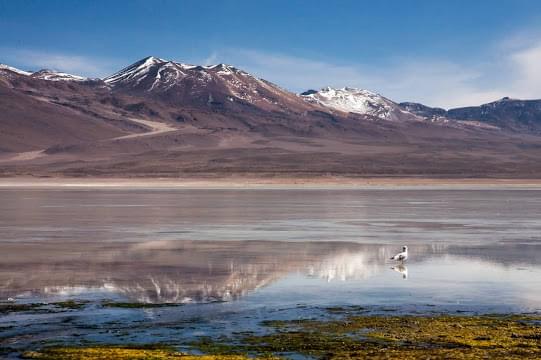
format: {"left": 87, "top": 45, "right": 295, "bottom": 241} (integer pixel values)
{"left": 368, "top": 59, "right": 509, "bottom": 109}
{"left": 508, "top": 42, "right": 541, "bottom": 98}
{"left": 0, "top": 48, "right": 122, "bottom": 78}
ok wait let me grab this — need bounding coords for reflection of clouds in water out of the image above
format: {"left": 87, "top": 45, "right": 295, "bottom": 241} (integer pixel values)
{"left": 42, "top": 284, "right": 118, "bottom": 296}
{"left": 307, "top": 252, "right": 382, "bottom": 282}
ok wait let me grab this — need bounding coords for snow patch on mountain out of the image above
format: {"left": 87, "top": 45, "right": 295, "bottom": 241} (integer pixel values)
{"left": 31, "top": 69, "right": 88, "bottom": 81}
{"left": 0, "top": 64, "right": 32, "bottom": 76}
{"left": 148, "top": 62, "right": 189, "bottom": 91}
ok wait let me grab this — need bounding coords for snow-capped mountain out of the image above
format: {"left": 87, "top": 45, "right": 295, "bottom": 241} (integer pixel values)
{"left": 103, "top": 56, "right": 254, "bottom": 87}
{"left": 300, "top": 87, "right": 418, "bottom": 121}
{"left": 31, "top": 69, "right": 89, "bottom": 82}
{"left": 103, "top": 56, "right": 312, "bottom": 112}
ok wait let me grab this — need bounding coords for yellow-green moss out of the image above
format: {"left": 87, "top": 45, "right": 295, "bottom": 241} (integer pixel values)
{"left": 22, "top": 347, "right": 253, "bottom": 360}
{"left": 194, "top": 314, "right": 541, "bottom": 359}
{"left": 242, "top": 314, "right": 541, "bottom": 359}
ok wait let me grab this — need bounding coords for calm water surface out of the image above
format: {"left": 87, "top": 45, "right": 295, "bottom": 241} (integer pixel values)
{"left": 1, "top": 188, "right": 540, "bottom": 351}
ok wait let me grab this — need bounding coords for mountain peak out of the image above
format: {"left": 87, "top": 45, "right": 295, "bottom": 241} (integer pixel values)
{"left": 143, "top": 55, "right": 163, "bottom": 61}
{"left": 104, "top": 56, "right": 169, "bottom": 85}
{"left": 137, "top": 56, "right": 167, "bottom": 66}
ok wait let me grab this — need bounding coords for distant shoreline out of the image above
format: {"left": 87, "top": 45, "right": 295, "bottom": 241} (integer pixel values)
{"left": 1, "top": 177, "right": 541, "bottom": 189}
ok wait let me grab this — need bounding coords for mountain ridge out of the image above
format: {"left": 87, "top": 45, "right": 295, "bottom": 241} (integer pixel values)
{"left": 1, "top": 56, "right": 541, "bottom": 178}
{"left": 4, "top": 57, "right": 541, "bottom": 123}
{"left": 400, "top": 98, "right": 541, "bottom": 133}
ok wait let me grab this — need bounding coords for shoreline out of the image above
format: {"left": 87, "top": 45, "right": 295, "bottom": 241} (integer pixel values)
{"left": 1, "top": 176, "right": 541, "bottom": 189}
{"left": 10, "top": 308, "right": 541, "bottom": 359}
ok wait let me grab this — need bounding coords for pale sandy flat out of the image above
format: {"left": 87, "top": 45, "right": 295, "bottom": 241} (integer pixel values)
{"left": 1, "top": 177, "right": 541, "bottom": 189}
{"left": 2, "top": 150, "right": 46, "bottom": 162}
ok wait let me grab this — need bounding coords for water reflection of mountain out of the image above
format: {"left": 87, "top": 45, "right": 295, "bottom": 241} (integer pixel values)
{"left": 0, "top": 241, "right": 388, "bottom": 302}
{"left": 1, "top": 240, "right": 538, "bottom": 303}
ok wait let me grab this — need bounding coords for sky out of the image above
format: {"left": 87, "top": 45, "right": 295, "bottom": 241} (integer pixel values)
{"left": 1, "top": 0, "right": 541, "bottom": 108}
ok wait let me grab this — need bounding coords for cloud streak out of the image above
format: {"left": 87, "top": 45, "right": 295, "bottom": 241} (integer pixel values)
{"left": 0, "top": 48, "right": 122, "bottom": 78}
{"left": 209, "top": 49, "right": 370, "bottom": 93}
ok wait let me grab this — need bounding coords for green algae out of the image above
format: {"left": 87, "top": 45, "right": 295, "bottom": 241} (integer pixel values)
{"left": 324, "top": 305, "right": 367, "bottom": 314}
{"left": 0, "top": 303, "right": 43, "bottom": 314}
{"left": 101, "top": 301, "right": 183, "bottom": 309}
{"left": 0, "top": 301, "right": 87, "bottom": 314}
{"left": 52, "top": 300, "right": 87, "bottom": 310}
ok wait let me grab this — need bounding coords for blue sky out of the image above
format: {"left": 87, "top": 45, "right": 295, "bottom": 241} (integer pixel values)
{"left": 1, "top": 0, "right": 541, "bottom": 108}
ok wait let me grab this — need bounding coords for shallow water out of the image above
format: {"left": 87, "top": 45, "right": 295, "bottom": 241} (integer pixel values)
{"left": 1, "top": 188, "right": 541, "bottom": 352}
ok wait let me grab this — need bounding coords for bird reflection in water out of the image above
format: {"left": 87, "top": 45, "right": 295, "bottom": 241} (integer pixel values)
{"left": 391, "top": 264, "right": 408, "bottom": 279}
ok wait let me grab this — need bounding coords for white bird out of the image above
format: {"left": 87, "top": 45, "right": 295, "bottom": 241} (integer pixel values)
{"left": 390, "top": 246, "right": 408, "bottom": 263}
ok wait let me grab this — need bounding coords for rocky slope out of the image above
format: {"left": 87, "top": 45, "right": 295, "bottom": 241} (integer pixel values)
{"left": 401, "top": 97, "right": 541, "bottom": 133}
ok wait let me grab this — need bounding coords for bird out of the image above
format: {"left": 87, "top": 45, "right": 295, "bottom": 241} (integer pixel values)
{"left": 390, "top": 246, "right": 408, "bottom": 263}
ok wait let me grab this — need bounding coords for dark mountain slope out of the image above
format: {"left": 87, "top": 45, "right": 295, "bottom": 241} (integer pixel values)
{"left": 0, "top": 82, "right": 125, "bottom": 152}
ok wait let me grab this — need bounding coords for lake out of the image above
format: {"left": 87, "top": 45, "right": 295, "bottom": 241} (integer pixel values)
{"left": 1, "top": 187, "right": 541, "bottom": 352}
